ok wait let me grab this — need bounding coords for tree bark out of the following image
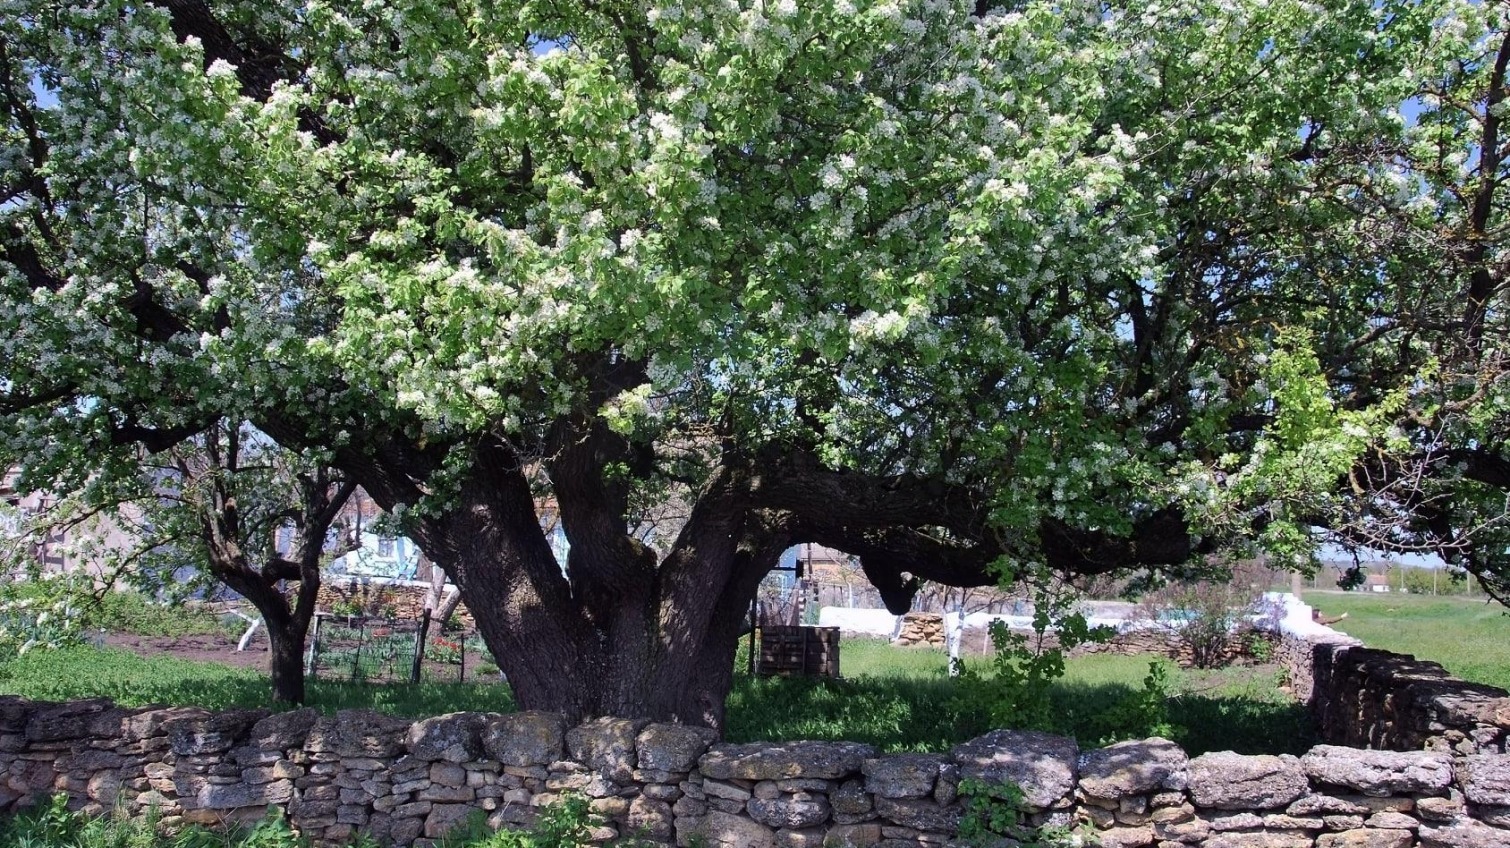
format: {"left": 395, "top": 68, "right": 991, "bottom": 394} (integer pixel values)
{"left": 264, "top": 611, "right": 310, "bottom": 705}
{"left": 395, "top": 448, "right": 787, "bottom": 729}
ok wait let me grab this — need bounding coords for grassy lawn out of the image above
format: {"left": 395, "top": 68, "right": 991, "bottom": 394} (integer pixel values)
{"left": 1, "top": 637, "right": 1309, "bottom": 756}
{"left": 1302, "top": 591, "right": 1510, "bottom": 691}
{"left": 732, "top": 638, "right": 1308, "bottom": 755}
{"left": 0, "top": 646, "right": 514, "bottom": 717}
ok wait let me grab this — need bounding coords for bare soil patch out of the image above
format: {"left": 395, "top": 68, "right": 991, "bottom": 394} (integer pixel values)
{"left": 102, "top": 630, "right": 272, "bottom": 671}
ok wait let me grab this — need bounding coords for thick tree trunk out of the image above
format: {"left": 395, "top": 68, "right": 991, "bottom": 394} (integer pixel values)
{"left": 221, "top": 564, "right": 319, "bottom": 707}
{"left": 414, "top": 456, "right": 785, "bottom": 730}
{"left": 265, "top": 618, "right": 309, "bottom": 704}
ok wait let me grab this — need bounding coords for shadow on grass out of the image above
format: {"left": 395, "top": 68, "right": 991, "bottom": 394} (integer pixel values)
{"left": 4, "top": 646, "right": 1310, "bottom": 755}
{"left": 725, "top": 673, "right": 1315, "bottom": 755}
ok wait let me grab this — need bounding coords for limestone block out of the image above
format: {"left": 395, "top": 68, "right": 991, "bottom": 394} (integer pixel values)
{"left": 1464, "top": 755, "right": 1510, "bottom": 806}
{"left": 829, "top": 779, "right": 871, "bottom": 817}
{"left": 1301, "top": 746, "right": 1453, "bottom": 796}
{"left": 825, "top": 822, "right": 883, "bottom": 847}
{"left": 1419, "top": 820, "right": 1510, "bottom": 848}
{"left": 591, "top": 796, "right": 630, "bottom": 817}
{"left": 197, "top": 778, "right": 292, "bottom": 809}
{"left": 700, "top": 741, "right": 875, "bottom": 781}
{"left": 1262, "top": 814, "right": 1323, "bottom": 829}
{"left": 1096, "top": 825, "right": 1157, "bottom": 848}
{"left": 430, "top": 762, "right": 467, "bottom": 788}
{"left": 390, "top": 814, "right": 425, "bottom": 846}
{"left": 25, "top": 700, "right": 122, "bottom": 744}
{"left": 629, "top": 795, "right": 674, "bottom": 841}
{"left": 305, "top": 710, "right": 409, "bottom": 759}
{"left": 637, "top": 723, "right": 718, "bottom": 773}
{"left": 1188, "top": 753, "right": 1307, "bottom": 810}
{"left": 1417, "top": 797, "right": 1465, "bottom": 823}
{"left": 408, "top": 712, "right": 488, "bottom": 763}
{"left": 1206, "top": 812, "right": 1264, "bottom": 831}
{"left": 1202, "top": 834, "right": 1313, "bottom": 848}
{"left": 1153, "top": 816, "right": 1209, "bottom": 843}
{"left": 863, "top": 753, "right": 947, "bottom": 800}
{"left": 702, "top": 809, "right": 776, "bottom": 848}
{"left": 872, "top": 796, "right": 959, "bottom": 833}
{"left": 776, "top": 826, "right": 828, "bottom": 847}
{"left": 416, "top": 784, "right": 474, "bottom": 803}
{"left": 748, "top": 794, "right": 832, "bottom": 829}
{"left": 643, "top": 783, "right": 681, "bottom": 801}
{"left": 950, "top": 729, "right": 1078, "bottom": 810}
{"left": 1315, "top": 829, "right": 1415, "bottom": 848}
{"left": 1080, "top": 738, "right": 1189, "bottom": 801}
{"left": 242, "top": 709, "right": 318, "bottom": 755}
{"left": 567, "top": 716, "right": 650, "bottom": 782}
{"left": 242, "top": 761, "right": 302, "bottom": 785}
{"left": 167, "top": 709, "right": 267, "bottom": 756}
{"left": 1289, "top": 795, "right": 1369, "bottom": 817}
{"left": 483, "top": 712, "right": 568, "bottom": 768}
{"left": 424, "top": 803, "right": 475, "bottom": 838}
{"left": 57, "top": 749, "right": 124, "bottom": 772}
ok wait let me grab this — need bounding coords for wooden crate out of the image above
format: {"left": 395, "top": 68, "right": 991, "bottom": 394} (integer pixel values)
{"left": 758, "top": 625, "right": 840, "bottom": 678}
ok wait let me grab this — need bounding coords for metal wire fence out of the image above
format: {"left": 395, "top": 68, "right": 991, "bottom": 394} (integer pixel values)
{"left": 304, "top": 614, "right": 502, "bottom": 685}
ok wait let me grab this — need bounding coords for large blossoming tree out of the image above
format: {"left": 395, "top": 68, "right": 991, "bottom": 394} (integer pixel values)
{"left": 1, "top": 0, "right": 1494, "bottom": 725}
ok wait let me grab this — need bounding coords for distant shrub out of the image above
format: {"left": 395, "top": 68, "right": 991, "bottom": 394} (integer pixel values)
{"left": 1137, "top": 560, "right": 1281, "bottom": 669}
{"left": 0, "top": 574, "right": 87, "bottom": 660}
{"left": 83, "top": 590, "right": 228, "bottom": 638}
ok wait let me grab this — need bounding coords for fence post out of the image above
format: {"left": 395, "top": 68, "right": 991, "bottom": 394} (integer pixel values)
{"left": 306, "top": 614, "right": 323, "bottom": 678}
{"left": 411, "top": 608, "right": 431, "bottom": 684}
{"left": 351, "top": 619, "right": 365, "bottom": 679}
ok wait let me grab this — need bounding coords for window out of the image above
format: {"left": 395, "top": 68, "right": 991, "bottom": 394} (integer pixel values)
{"left": 377, "top": 536, "right": 394, "bottom": 557}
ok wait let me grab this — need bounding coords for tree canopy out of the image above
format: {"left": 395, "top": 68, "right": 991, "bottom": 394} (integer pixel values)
{"left": 3, "top": 0, "right": 1508, "bottom": 722}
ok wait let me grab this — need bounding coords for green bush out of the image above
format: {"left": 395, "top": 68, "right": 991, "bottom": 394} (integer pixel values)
{"left": 0, "top": 793, "right": 634, "bottom": 848}
{"left": 0, "top": 576, "right": 88, "bottom": 659}
{"left": 82, "top": 592, "right": 228, "bottom": 639}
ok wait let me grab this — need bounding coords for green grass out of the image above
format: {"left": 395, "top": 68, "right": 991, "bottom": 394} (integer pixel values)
{"left": 729, "top": 639, "right": 1310, "bottom": 755}
{"left": 1, "top": 638, "right": 1307, "bottom": 756}
{"left": 0, "top": 646, "right": 514, "bottom": 718}
{"left": 0, "top": 792, "right": 640, "bottom": 848}
{"left": 1302, "top": 591, "right": 1510, "bottom": 691}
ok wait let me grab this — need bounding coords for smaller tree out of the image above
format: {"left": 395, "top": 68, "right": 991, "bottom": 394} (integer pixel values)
{"left": 2, "top": 423, "right": 356, "bottom": 704}
{"left": 150, "top": 425, "right": 357, "bottom": 704}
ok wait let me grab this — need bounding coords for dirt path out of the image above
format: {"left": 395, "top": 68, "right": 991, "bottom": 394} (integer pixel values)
{"left": 103, "top": 630, "right": 273, "bottom": 671}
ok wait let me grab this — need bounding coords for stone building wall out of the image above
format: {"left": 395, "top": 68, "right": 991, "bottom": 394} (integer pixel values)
{"left": 4, "top": 695, "right": 1510, "bottom": 848}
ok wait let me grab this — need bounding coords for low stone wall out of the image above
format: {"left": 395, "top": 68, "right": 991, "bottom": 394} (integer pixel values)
{"left": 1270, "top": 596, "right": 1510, "bottom": 757}
{"left": 5, "top": 695, "right": 1510, "bottom": 847}
{"left": 899, "top": 612, "right": 1259, "bottom": 667}
{"left": 314, "top": 579, "right": 476, "bottom": 630}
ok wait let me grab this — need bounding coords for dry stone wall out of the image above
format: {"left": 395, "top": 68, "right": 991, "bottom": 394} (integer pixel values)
{"left": 5, "top": 695, "right": 1510, "bottom": 848}
{"left": 314, "top": 579, "right": 477, "bottom": 630}
{"left": 1271, "top": 598, "right": 1510, "bottom": 757}
{"left": 898, "top": 612, "right": 1256, "bottom": 667}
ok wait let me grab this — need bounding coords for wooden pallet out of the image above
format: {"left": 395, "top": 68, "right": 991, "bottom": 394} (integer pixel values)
{"left": 758, "top": 625, "right": 840, "bottom": 678}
